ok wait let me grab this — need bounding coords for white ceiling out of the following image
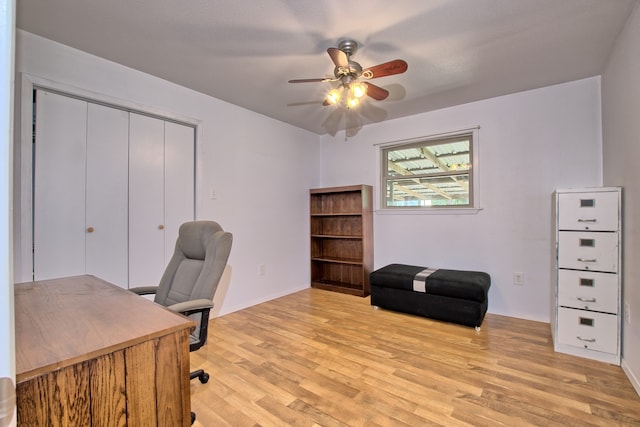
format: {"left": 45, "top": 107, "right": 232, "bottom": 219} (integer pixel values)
{"left": 17, "top": 0, "right": 638, "bottom": 135}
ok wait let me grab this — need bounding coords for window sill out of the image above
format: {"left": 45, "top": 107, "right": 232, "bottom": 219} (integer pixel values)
{"left": 375, "top": 207, "right": 483, "bottom": 215}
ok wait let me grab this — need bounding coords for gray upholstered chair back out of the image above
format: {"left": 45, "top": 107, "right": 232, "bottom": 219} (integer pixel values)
{"left": 154, "top": 220, "right": 232, "bottom": 316}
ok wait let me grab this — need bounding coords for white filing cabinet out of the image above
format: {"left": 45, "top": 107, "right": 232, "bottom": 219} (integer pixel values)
{"left": 551, "top": 187, "right": 622, "bottom": 365}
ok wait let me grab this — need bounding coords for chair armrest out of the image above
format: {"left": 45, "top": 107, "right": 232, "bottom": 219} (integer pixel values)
{"left": 129, "top": 286, "right": 160, "bottom": 296}
{"left": 167, "top": 299, "right": 214, "bottom": 316}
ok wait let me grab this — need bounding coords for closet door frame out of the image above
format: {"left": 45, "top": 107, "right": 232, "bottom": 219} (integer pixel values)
{"left": 15, "top": 73, "right": 202, "bottom": 284}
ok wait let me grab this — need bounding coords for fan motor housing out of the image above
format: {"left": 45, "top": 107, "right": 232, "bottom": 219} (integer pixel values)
{"left": 334, "top": 61, "right": 362, "bottom": 79}
{"left": 337, "top": 39, "right": 358, "bottom": 56}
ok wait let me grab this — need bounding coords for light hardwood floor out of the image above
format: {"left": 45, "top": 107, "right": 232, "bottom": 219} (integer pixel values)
{"left": 190, "top": 288, "right": 640, "bottom": 426}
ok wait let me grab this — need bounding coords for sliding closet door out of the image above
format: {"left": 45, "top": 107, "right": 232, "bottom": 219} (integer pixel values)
{"left": 33, "top": 92, "right": 195, "bottom": 286}
{"left": 33, "top": 91, "right": 130, "bottom": 284}
{"left": 85, "top": 103, "right": 129, "bottom": 287}
{"left": 33, "top": 90, "right": 87, "bottom": 280}
{"left": 164, "top": 121, "right": 195, "bottom": 263}
{"left": 129, "top": 113, "right": 166, "bottom": 287}
{"left": 129, "top": 115, "right": 195, "bottom": 287}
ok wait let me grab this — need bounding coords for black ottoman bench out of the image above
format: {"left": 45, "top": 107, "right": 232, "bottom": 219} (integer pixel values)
{"left": 370, "top": 264, "right": 491, "bottom": 329}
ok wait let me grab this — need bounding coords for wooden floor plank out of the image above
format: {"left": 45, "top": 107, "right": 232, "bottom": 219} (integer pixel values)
{"left": 191, "top": 288, "right": 640, "bottom": 426}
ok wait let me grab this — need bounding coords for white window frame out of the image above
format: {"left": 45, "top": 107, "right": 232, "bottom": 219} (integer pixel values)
{"left": 376, "top": 128, "right": 481, "bottom": 214}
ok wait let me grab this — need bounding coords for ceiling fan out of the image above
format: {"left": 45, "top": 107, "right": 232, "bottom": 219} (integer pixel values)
{"left": 288, "top": 39, "right": 408, "bottom": 109}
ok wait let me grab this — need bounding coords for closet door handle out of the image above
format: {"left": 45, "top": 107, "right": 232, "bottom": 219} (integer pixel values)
{"left": 158, "top": 224, "right": 165, "bottom": 230}
{"left": 577, "top": 297, "right": 596, "bottom": 303}
{"left": 87, "top": 227, "right": 94, "bottom": 233}
{"left": 577, "top": 258, "right": 596, "bottom": 263}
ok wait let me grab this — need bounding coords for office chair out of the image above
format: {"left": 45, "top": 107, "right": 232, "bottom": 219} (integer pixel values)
{"left": 130, "top": 220, "right": 232, "bottom": 424}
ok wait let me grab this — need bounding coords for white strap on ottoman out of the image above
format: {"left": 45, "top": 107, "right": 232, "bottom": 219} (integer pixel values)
{"left": 413, "top": 268, "right": 437, "bottom": 292}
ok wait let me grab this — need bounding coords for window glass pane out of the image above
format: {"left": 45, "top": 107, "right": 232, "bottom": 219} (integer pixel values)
{"left": 382, "top": 134, "right": 473, "bottom": 208}
{"left": 385, "top": 174, "right": 470, "bottom": 207}
{"left": 386, "top": 139, "right": 470, "bottom": 176}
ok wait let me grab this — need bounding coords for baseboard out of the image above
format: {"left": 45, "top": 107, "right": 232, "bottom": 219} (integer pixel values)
{"left": 622, "top": 358, "right": 640, "bottom": 397}
{"left": 214, "top": 284, "right": 309, "bottom": 317}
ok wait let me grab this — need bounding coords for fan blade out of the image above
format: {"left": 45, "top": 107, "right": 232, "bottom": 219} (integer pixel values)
{"left": 364, "top": 82, "right": 389, "bottom": 101}
{"left": 345, "top": 110, "right": 363, "bottom": 137}
{"left": 322, "top": 107, "right": 343, "bottom": 137}
{"left": 327, "top": 47, "right": 348, "bottom": 68}
{"left": 363, "top": 59, "right": 408, "bottom": 79}
{"left": 360, "top": 103, "right": 388, "bottom": 123}
{"left": 289, "top": 78, "right": 327, "bottom": 83}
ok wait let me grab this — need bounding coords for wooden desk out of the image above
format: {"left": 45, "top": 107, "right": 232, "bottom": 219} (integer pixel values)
{"left": 15, "top": 275, "right": 195, "bottom": 426}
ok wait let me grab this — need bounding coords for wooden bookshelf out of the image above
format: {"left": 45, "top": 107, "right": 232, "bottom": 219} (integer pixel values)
{"left": 310, "top": 185, "right": 373, "bottom": 297}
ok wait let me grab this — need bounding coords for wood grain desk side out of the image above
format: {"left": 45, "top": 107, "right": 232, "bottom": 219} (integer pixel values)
{"left": 15, "top": 275, "right": 196, "bottom": 426}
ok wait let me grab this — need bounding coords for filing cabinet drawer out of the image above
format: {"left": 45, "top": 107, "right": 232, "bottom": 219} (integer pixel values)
{"left": 557, "top": 307, "right": 618, "bottom": 354}
{"left": 558, "top": 191, "right": 619, "bottom": 231}
{"left": 558, "top": 269, "right": 618, "bottom": 313}
{"left": 558, "top": 231, "right": 618, "bottom": 272}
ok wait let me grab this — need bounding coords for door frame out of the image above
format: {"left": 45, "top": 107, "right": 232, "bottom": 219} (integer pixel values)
{"left": 1, "top": 0, "right": 16, "bottom": 425}
{"left": 14, "top": 73, "right": 202, "bottom": 283}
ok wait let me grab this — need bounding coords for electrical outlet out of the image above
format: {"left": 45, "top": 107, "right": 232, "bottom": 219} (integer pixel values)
{"left": 513, "top": 272, "right": 524, "bottom": 285}
{"left": 625, "top": 303, "right": 631, "bottom": 324}
{"left": 258, "top": 263, "right": 265, "bottom": 276}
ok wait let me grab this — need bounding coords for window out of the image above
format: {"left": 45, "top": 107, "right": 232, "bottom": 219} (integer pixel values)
{"left": 381, "top": 132, "right": 476, "bottom": 209}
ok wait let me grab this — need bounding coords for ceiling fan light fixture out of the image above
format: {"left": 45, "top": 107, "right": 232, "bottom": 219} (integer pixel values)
{"left": 351, "top": 82, "right": 367, "bottom": 98}
{"left": 327, "top": 85, "right": 364, "bottom": 109}
{"left": 326, "top": 88, "right": 342, "bottom": 104}
{"left": 347, "top": 96, "right": 360, "bottom": 109}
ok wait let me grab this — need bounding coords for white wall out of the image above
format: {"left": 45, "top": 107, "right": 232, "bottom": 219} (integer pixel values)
{"left": 602, "top": 2, "right": 640, "bottom": 394}
{"left": 14, "top": 30, "right": 321, "bottom": 316}
{"left": 320, "top": 77, "right": 603, "bottom": 322}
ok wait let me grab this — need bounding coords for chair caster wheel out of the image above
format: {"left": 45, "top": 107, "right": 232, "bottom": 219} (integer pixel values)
{"left": 199, "top": 372, "right": 209, "bottom": 384}
{"left": 191, "top": 411, "right": 196, "bottom": 424}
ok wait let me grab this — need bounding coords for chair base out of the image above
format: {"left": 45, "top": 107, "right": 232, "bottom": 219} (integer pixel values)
{"left": 189, "top": 369, "right": 208, "bottom": 424}
{"left": 190, "top": 369, "right": 210, "bottom": 384}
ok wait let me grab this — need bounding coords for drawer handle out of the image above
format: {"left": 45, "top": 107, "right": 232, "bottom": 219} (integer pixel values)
{"left": 577, "top": 297, "right": 596, "bottom": 303}
{"left": 577, "top": 258, "right": 597, "bottom": 263}
{"left": 577, "top": 336, "right": 596, "bottom": 343}
{"left": 578, "top": 219, "right": 597, "bottom": 223}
